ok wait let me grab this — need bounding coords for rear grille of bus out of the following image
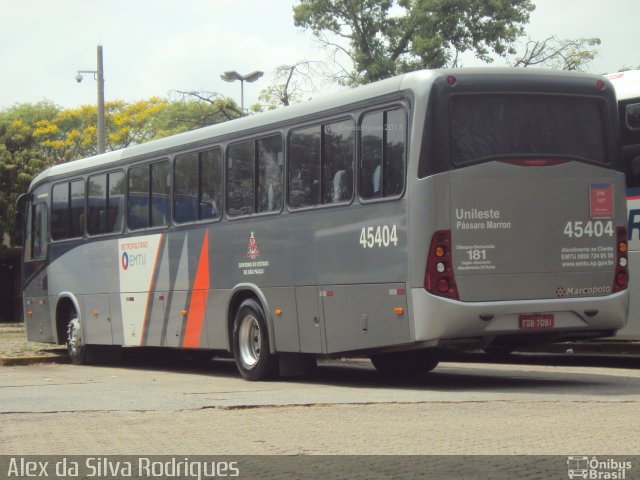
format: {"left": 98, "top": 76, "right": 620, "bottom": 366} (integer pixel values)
{"left": 425, "top": 230, "right": 459, "bottom": 299}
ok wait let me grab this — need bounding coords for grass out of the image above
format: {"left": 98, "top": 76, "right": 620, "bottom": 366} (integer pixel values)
{"left": 0, "top": 323, "right": 63, "bottom": 357}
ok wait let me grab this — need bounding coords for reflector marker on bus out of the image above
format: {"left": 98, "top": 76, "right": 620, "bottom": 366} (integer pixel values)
{"left": 388, "top": 288, "right": 406, "bottom": 296}
{"left": 320, "top": 291, "right": 334, "bottom": 297}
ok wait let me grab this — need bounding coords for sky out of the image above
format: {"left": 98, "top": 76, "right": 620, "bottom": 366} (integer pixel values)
{"left": 0, "top": 0, "right": 638, "bottom": 111}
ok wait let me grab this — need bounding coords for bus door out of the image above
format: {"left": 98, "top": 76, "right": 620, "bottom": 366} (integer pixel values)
{"left": 23, "top": 196, "right": 54, "bottom": 343}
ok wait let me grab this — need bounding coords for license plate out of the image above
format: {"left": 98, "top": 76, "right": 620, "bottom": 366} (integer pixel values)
{"left": 519, "top": 314, "right": 554, "bottom": 329}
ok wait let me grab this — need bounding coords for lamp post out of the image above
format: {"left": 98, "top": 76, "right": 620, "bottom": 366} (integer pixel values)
{"left": 220, "top": 70, "right": 264, "bottom": 112}
{"left": 76, "top": 45, "right": 106, "bottom": 154}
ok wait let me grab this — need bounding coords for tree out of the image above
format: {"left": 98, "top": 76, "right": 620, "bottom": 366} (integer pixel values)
{"left": 0, "top": 95, "right": 241, "bottom": 248}
{"left": 293, "top": 0, "right": 535, "bottom": 84}
{"left": 258, "top": 61, "right": 324, "bottom": 109}
{"left": 167, "top": 91, "right": 243, "bottom": 126}
{"left": 617, "top": 64, "right": 640, "bottom": 72}
{"left": 510, "top": 36, "right": 601, "bottom": 71}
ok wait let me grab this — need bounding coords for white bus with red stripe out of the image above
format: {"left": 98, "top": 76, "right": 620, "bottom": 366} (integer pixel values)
{"left": 608, "top": 70, "right": 640, "bottom": 339}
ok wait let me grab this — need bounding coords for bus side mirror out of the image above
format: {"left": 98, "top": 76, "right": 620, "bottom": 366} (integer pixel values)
{"left": 13, "top": 193, "right": 29, "bottom": 247}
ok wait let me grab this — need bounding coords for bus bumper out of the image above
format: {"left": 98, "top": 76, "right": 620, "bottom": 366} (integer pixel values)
{"left": 410, "top": 288, "right": 629, "bottom": 347}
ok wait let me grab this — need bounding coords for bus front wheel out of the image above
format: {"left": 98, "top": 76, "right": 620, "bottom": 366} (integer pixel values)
{"left": 232, "top": 299, "right": 278, "bottom": 381}
{"left": 66, "top": 314, "right": 89, "bottom": 365}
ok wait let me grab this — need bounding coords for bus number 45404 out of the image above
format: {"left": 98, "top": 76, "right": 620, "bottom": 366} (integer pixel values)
{"left": 563, "top": 220, "right": 614, "bottom": 238}
{"left": 360, "top": 225, "right": 399, "bottom": 248}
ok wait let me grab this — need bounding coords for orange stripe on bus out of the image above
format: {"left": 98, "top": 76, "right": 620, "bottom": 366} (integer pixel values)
{"left": 183, "top": 231, "right": 210, "bottom": 348}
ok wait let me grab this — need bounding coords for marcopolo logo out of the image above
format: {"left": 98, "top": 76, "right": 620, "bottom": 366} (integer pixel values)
{"left": 567, "top": 456, "right": 632, "bottom": 479}
{"left": 557, "top": 286, "right": 611, "bottom": 297}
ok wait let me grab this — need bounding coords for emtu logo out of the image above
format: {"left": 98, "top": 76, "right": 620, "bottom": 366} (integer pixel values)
{"left": 121, "top": 251, "right": 129, "bottom": 270}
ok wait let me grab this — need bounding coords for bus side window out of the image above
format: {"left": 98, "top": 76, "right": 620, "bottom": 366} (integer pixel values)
{"left": 70, "top": 180, "right": 85, "bottom": 238}
{"left": 128, "top": 164, "right": 150, "bottom": 230}
{"left": 151, "top": 161, "right": 170, "bottom": 227}
{"left": 107, "top": 171, "right": 125, "bottom": 232}
{"left": 257, "top": 135, "right": 283, "bottom": 213}
{"left": 199, "top": 148, "right": 222, "bottom": 221}
{"left": 174, "top": 152, "right": 199, "bottom": 223}
{"left": 360, "top": 107, "right": 406, "bottom": 200}
{"left": 322, "top": 120, "right": 353, "bottom": 204}
{"left": 51, "top": 183, "right": 69, "bottom": 240}
{"left": 51, "top": 180, "right": 85, "bottom": 240}
{"left": 289, "top": 126, "right": 321, "bottom": 209}
{"left": 29, "top": 203, "right": 47, "bottom": 260}
{"left": 174, "top": 148, "right": 223, "bottom": 223}
{"left": 88, "top": 174, "right": 107, "bottom": 235}
{"left": 227, "top": 140, "right": 255, "bottom": 217}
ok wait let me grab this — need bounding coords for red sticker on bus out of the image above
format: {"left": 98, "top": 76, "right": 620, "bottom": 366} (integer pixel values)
{"left": 590, "top": 184, "right": 613, "bottom": 219}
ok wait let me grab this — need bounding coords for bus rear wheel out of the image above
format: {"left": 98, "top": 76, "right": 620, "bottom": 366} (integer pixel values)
{"left": 66, "top": 314, "right": 89, "bottom": 365}
{"left": 370, "top": 349, "right": 439, "bottom": 375}
{"left": 232, "top": 299, "right": 278, "bottom": 381}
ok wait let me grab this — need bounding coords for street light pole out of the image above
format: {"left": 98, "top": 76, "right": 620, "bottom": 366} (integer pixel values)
{"left": 220, "top": 70, "right": 264, "bottom": 113}
{"left": 96, "top": 45, "right": 105, "bottom": 154}
{"left": 76, "top": 45, "right": 106, "bottom": 154}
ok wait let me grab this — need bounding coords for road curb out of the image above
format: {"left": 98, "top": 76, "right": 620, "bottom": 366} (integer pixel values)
{"left": 0, "top": 355, "right": 68, "bottom": 366}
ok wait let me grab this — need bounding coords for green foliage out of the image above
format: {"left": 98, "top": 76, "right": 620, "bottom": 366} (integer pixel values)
{"left": 618, "top": 64, "right": 640, "bottom": 73}
{"left": 0, "top": 95, "right": 241, "bottom": 249}
{"left": 293, "top": 0, "right": 535, "bottom": 84}
{"left": 511, "top": 36, "right": 602, "bottom": 71}
{"left": 161, "top": 93, "right": 242, "bottom": 133}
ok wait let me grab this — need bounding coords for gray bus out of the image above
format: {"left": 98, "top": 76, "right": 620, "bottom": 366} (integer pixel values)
{"left": 18, "top": 68, "right": 629, "bottom": 380}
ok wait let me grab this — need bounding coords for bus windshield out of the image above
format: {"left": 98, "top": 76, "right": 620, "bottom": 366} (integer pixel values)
{"left": 450, "top": 94, "right": 607, "bottom": 165}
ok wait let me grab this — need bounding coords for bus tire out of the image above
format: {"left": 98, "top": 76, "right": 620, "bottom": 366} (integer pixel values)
{"left": 66, "top": 314, "right": 90, "bottom": 365}
{"left": 232, "top": 299, "right": 278, "bottom": 381}
{"left": 371, "top": 349, "right": 439, "bottom": 375}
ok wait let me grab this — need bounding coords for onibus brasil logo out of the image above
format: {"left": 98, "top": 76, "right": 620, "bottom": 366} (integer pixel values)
{"left": 567, "top": 456, "right": 632, "bottom": 479}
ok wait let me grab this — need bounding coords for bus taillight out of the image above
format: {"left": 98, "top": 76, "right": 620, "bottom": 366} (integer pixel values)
{"left": 614, "top": 227, "right": 629, "bottom": 292}
{"left": 425, "top": 230, "right": 459, "bottom": 299}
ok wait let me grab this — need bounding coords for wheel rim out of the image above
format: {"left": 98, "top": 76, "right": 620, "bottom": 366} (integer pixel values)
{"left": 238, "top": 314, "right": 261, "bottom": 368}
{"left": 67, "top": 317, "right": 82, "bottom": 357}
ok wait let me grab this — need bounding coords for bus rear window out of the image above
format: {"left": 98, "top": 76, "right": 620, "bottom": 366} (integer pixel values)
{"left": 450, "top": 94, "right": 607, "bottom": 165}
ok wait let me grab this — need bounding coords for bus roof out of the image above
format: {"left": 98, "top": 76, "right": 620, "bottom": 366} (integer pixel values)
{"left": 607, "top": 70, "right": 640, "bottom": 101}
{"left": 29, "top": 71, "right": 413, "bottom": 190}
{"left": 29, "top": 67, "right": 611, "bottom": 191}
